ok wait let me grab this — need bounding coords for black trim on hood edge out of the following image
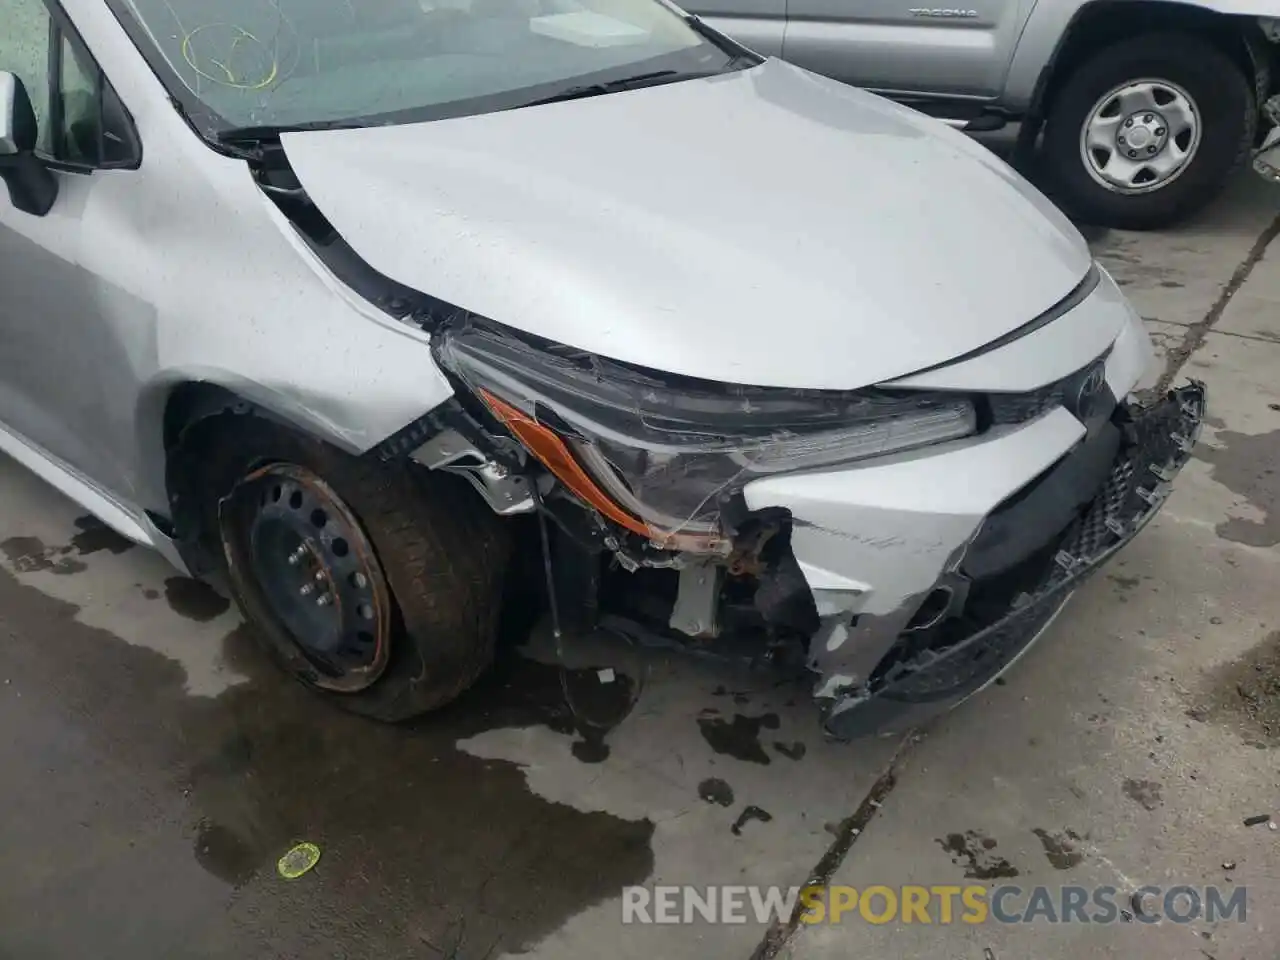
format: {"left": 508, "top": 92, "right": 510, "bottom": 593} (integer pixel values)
{"left": 894, "top": 263, "right": 1102, "bottom": 381}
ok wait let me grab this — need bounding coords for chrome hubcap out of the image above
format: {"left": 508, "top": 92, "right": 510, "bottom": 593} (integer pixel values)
{"left": 1080, "top": 79, "right": 1201, "bottom": 194}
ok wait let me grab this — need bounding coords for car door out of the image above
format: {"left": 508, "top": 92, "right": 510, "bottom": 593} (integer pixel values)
{"left": 781, "top": 0, "right": 1032, "bottom": 101}
{"left": 680, "top": 0, "right": 788, "bottom": 58}
{"left": 0, "top": 0, "right": 145, "bottom": 503}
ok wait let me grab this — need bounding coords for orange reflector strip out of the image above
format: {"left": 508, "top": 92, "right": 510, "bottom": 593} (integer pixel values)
{"left": 478, "top": 390, "right": 653, "bottom": 538}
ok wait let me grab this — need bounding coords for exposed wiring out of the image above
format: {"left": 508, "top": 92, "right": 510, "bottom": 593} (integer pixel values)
{"left": 531, "top": 481, "right": 647, "bottom": 751}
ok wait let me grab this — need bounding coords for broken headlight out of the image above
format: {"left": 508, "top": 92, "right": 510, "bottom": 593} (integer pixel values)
{"left": 439, "top": 323, "right": 976, "bottom": 544}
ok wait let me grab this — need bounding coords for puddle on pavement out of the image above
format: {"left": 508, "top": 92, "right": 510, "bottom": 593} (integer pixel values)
{"left": 1190, "top": 630, "right": 1280, "bottom": 746}
{"left": 193, "top": 819, "right": 258, "bottom": 886}
{"left": 1031, "top": 828, "right": 1084, "bottom": 870}
{"left": 0, "top": 565, "right": 655, "bottom": 956}
{"left": 0, "top": 519, "right": 137, "bottom": 578}
{"left": 163, "top": 576, "right": 232, "bottom": 622}
{"left": 1196, "top": 428, "right": 1280, "bottom": 547}
{"left": 696, "top": 711, "right": 781, "bottom": 764}
{"left": 773, "top": 740, "right": 806, "bottom": 761}
{"left": 1093, "top": 244, "right": 1188, "bottom": 289}
{"left": 698, "top": 778, "right": 734, "bottom": 806}
{"left": 936, "top": 830, "right": 1020, "bottom": 880}
{"left": 730, "top": 805, "right": 773, "bottom": 836}
{"left": 69, "top": 515, "right": 135, "bottom": 556}
{"left": 0, "top": 535, "right": 87, "bottom": 575}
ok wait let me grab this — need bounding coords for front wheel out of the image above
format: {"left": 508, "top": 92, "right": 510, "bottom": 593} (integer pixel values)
{"left": 204, "top": 417, "right": 509, "bottom": 721}
{"left": 1042, "top": 33, "right": 1254, "bottom": 230}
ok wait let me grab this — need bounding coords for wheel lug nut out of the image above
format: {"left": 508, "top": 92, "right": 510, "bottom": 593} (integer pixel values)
{"left": 1155, "top": 127, "right": 1165, "bottom": 136}
{"left": 1128, "top": 150, "right": 1138, "bottom": 158}
{"left": 1144, "top": 113, "right": 1153, "bottom": 123}
{"left": 1125, "top": 118, "right": 1133, "bottom": 127}
{"left": 1147, "top": 145, "right": 1156, "bottom": 154}
{"left": 314, "top": 570, "right": 326, "bottom": 582}
{"left": 287, "top": 546, "right": 307, "bottom": 566}
{"left": 316, "top": 594, "right": 331, "bottom": 607}
{"left": 352, "top": 572, "right": 367, "bottom": 589}
{"left": 300, "top": 583, "right": 315, "bottom": 596}
{"left": 1118, "top": 136, "right": 1126, "bottom": 145}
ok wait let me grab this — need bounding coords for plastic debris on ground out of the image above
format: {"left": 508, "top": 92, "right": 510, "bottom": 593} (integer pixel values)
{"left": 277, "top": 841, "right": 321, "bottom": 879}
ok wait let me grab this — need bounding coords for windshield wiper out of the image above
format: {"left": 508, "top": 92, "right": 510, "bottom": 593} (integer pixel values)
{"left": 521, "top": 69, "right": 705, "bottom": 107}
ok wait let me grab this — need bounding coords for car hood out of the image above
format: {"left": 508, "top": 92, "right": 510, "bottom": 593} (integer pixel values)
{"left": 281, "top": 59, "right": 1092, "bottom": 390}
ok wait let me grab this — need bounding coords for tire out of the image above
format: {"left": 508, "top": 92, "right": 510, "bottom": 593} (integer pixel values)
{"left": 1042, "top": 32, "right": 1254, "bottom": 230}
{"left": 188, "top": 415, "right": 509, "bottom": 721}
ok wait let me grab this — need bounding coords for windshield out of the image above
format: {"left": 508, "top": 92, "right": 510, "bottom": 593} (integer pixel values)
{"left": 108, "top": 0, "right": 741, "bottom": 133}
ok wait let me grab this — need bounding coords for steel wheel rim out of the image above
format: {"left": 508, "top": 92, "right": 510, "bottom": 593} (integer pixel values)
{"left": 1079, "top": 78, "right": 1202, "bottom": 195}
{"left": 235, "top": 463, "right": 392, "bottom": 692}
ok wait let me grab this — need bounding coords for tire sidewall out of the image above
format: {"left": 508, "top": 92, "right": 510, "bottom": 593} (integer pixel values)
{"left": 1044, "top": 35, "right": 1253, "bottom": 229}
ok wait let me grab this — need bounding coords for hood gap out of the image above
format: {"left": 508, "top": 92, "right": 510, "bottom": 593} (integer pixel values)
{"left": 248, "top": 141, "right": 451, "bottom": 329}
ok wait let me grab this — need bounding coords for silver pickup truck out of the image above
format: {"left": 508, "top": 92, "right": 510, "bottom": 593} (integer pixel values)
{"left": 686, "top": 0, "right": 1280, "bottom": 228}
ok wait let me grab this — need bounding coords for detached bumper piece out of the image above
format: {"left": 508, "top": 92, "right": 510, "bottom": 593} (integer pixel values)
{"left": 1254, "top": 95, "right": 1280, "bottom": 182}
{"left": 824, "top": 382, "right": 1206, "bottom": 739}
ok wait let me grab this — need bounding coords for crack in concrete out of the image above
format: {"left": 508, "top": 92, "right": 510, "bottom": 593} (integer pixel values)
{"left": 747, "top": 735, "right": 915, "bottom": 959}
{"left": 1210, "top": 328, "right": 1280, "bottom": 345}
{"left": 736, "top": 212, "right": 1280, "bottom": 960}
{"left": 1155, "top": 213, "right": 1280, "bottom": 394}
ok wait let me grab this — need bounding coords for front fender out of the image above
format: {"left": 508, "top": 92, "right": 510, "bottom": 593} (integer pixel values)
{"left": 1005, "top": 0, "right": 1277, "bottom": 115}
{"left": 133, "top": 349, "right": 455, "bottom": 520}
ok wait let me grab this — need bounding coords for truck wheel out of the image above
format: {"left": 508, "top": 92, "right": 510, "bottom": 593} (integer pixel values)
{"left": 1042, "top": 33, "right": 1254, "bottom": 230}
{"left": 204, "top": 417, "right": 509, "bottom": 721}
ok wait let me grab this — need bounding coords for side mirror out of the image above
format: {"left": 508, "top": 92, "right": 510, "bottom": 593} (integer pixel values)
{"left": 0, "top": 71, "right": 37, "bottom": 155}
{"left": 0, "top": 71, "right": 58, "bottom": 216}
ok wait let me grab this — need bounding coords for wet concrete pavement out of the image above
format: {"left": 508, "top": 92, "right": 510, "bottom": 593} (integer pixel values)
{"left": 2, "top": 174, "right": 1280, "bottom": 959}
{"left": 0, "top": 444, "right": 900, "bottom": 959}
{"left": 0, "top": 558, "right": 659, "bottom": 958}
{"left": 784, "top": 173, "right": 1280, "bottom": 959}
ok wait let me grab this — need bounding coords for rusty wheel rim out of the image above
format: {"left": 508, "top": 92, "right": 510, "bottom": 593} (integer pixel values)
{"left": 225, "top": 463, "right": 392, "bottom": 692}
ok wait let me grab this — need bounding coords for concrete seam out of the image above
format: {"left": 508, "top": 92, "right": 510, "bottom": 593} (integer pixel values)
{"left": 746, "top": 734, "right": 917, "bottom": 960}
{"left": 1196, "top": 327, "right": 1280, "bottom": 346}
{"left": 1155, "top": 212, "right": 1280, "bottom": 393}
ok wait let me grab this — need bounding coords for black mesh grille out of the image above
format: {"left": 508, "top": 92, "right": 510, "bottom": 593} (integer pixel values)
{"left": 1067, "top": 456, "right": 1135, "bottom": 558}
{"left": 1059, "top": 393, "right": 1183, "bottom": 562}
{"left": 988, "top": 380, "right": 1068, "bottom": 425}
{"left": 987, "top": 354, "right": 1111, "bottom": 426}
{"left": 865, "top": 383, "right": 1204, "bottom": 707}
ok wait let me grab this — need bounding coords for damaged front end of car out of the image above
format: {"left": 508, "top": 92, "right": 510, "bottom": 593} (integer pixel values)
{"left": 382, "top": 314, "right": 1205, "bottom": 739}
{"left": 810, "top": 380, "right": 1205, "bottom": 737}
{"left": 225, "top": 98, "right": 1202, "bottom": 737}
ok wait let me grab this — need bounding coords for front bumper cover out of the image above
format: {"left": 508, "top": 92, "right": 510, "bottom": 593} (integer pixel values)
{"left": 822, "top": 381, "right": 1206, "bottom": 739}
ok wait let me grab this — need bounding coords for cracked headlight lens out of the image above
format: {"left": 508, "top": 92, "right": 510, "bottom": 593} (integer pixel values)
{"left": 439, "top": 323, "right": 976, "bottom": 541}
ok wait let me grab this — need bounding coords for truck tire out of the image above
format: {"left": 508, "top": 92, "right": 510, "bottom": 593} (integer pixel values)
{"left": 200, "top": 415, "right": 509, "bottom": 721}
{"left": 1042, "top": 33, "right": 1254, "bottom": 230}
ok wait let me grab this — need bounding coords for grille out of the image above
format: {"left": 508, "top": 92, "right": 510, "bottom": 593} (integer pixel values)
{"left": 987, "top": 381, "right": 1068, "bottom": 425}
{"left": 867, "top": 383, "right": 1203, "bottom": 707}
{"left": 1066, "top": 455, "right": 1137, "bottom": 558}
{"left": 1060, "top": 394, "right": 1182, "bottom": 563}
{"left": 885, "top": 595, "right": 1065, "bottom": 698}
{"left": 987, "top": 354, "right": 1112, "bottom": 426}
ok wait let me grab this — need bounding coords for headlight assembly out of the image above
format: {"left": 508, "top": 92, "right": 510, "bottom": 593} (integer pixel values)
{"left": 438, "top": 323, "right": 977, "bottom": 547}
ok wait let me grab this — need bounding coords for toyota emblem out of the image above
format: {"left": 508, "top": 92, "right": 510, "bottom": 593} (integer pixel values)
{"left": 1075, "top": 364, "right": 1106, "bottom": 421}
